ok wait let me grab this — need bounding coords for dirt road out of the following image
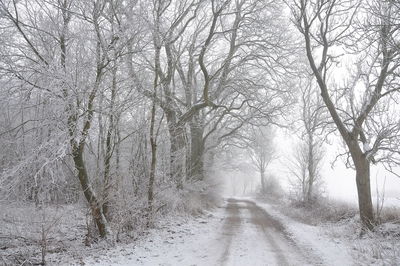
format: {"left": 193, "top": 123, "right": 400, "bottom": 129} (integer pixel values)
{"left": 218, "top": 198, "right": 318, "bottom": 266}
{"left": 86, "top": 198, "right": 327, "bottom": 266}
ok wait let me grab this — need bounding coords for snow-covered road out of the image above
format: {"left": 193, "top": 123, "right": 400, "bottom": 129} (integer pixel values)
{"left": 85, "top": 198, "right": 352, "bottom": 266}
{"left": 216, "top": 198, "right": 313, "bottom": 265}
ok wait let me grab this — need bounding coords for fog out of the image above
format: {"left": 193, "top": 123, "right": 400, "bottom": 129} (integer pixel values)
{"left": 217, "top": 128, "right": 400, "bottom": 207}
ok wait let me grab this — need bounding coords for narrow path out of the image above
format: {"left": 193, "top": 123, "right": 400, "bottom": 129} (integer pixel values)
{"left": 219, "top": 198, "right": 315, "bottom": 266}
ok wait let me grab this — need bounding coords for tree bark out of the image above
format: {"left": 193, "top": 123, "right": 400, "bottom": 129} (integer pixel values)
{"left": 148, "top": 43, "right": 159, "bottom": 225}
{"left": 189, "top": 116, "right": 204, "bottom": 181}
{"left": 166, "top": 111, "right": 187, "bottom": 188}
{"left": 72, "top": 149, "right": 108, "bottom": 238}
{"left": 147, "top": 100, "right": 157, "bottom": 226}
{"left": 102, "top": 60, "right": 117, "bottom": 221}
{"left": 351, "top": 146, "right": 374, "bottom": 231}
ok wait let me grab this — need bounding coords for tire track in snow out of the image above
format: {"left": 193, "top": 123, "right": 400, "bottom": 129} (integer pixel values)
{"left": 246, "top": 200, "right": 291, "bottom": 266}
{"left": 218, "top": 198, "right": 242, "bottom": 265}
{"left": 220, "top": 198, "right": 321, "bottom": 266}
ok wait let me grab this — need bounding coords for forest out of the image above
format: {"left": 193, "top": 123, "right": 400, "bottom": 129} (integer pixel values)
{"left": 0, "top": 0, "right": 399, "bottom": 265}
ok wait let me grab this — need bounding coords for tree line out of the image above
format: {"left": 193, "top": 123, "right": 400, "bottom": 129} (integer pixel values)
{"left": 0, "top": 0, "right": 398, "bottom": 239}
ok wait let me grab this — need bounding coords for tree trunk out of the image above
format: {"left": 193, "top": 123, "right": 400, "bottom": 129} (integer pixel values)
{"left": 102, "top": 121, "right": 112, "bottom": 220}
{"left": 148, "top": 52, "right": 158, "bottom": 225}
{"left": 307, "top": 134, "right": 314, "bottom": 203}
{"left": 260, "top": 170, "right": 266, "bottom": 193}
{"left": 147, "top": 100, "right": 157, "bottom": 226}
{"left": 307, "top": 180, "right": 313, "bottom": 203}
{"left": 166, "top": 113, "right": 187, "bottom": 188}
{"left": 72, "top": 149, "right": 109, "bottom": 238}
{"left": 353, "top": 153, "right": 375, "bottom": 231}
{"left": 102, "top": 59, "right": 118, "bottom": 221}
{"left": 189, "top": 117, "right": 204, "bottom": 181}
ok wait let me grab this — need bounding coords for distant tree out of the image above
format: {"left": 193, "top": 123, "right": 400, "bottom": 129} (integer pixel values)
{"left": 289, "top": 81, "right": 325, "bottom": 204}
{"left": 247, "top": 127, "right": 276, "bottom": 193}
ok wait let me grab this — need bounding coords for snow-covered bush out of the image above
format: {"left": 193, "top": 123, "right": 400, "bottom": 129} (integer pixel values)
{"left": 158, "top": 179, "right": 221, "bottom": 217}
{"left": 0, "top": 202, "right": 86, "bottom": 265}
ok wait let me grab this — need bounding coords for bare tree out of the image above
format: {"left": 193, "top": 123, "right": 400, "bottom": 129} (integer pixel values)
{"left": 0, "top": 0, "right": 134, "bottom": 238}
{"left": 246, "top": 127, "right": 276, "bottom": 193}
{"left": 289, "top": 80, "right": 325, "bottom": 204}
{"left": 290, "top": 0, "right": 400, "bottom": 230}
{"left": 140, "top": 0, "right": 296, "bottom": 187}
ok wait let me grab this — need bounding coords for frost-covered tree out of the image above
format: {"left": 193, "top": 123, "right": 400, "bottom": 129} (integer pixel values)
{"left": 289, "top": 81, "right": 325, "bottom": 203}
{"left": 290, "top": 0, "right": 400, "bottom": 230}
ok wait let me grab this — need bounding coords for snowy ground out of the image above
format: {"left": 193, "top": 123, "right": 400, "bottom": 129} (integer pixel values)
{"left": 84, "top": 198, "right": 355, "bottom": 266}
{"left": 255, "top": 200, "right": 353, "bottom": 266}
{"left": 5, "top": 197, "right": 395, "bottom": 265}
{"left": 0, "top": 202, "right": 88, "bottom": 265}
